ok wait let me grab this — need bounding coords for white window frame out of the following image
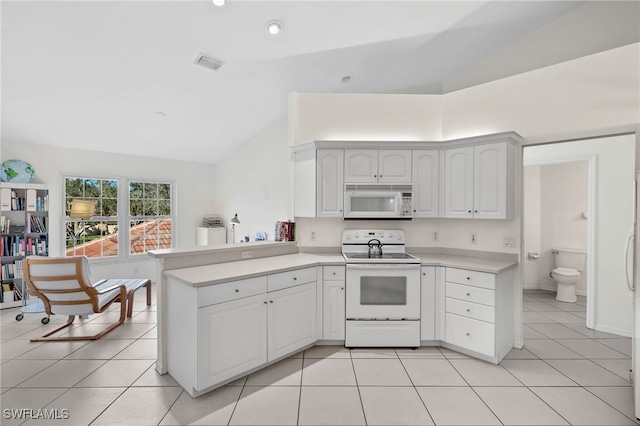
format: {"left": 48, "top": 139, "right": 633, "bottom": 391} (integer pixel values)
{"left": 126, "top": 179, "right": 176, "bottom": 257}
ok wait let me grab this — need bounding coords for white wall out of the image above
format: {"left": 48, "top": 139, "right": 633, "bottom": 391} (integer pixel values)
{"left": 212, "top": 117, "right": 290, "bottom": 243}
{"left": 1, "top": 141, "right": 216, "bottom": 282}
{"left": 524, "top": 135, "right": 635, "bottom": 336}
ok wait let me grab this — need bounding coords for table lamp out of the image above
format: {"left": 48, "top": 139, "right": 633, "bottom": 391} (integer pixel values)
{"left": 230, "top": 213, "right": 240, "bottom": 243}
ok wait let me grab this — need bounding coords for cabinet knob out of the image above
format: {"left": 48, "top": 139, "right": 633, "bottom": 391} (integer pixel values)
{"left": 466, "top": 292, "right": 470, "bottom": 296}
{"left": 374, "top": 174, "right": 377, "bottom": 177}
{"left": 341, "top": 287, "right": 344, "bottom": 290}
{"left": 270, "top": 300, "right": 274, "bottom": 304}
{"left": 474, "top": 210, "right": 478, "bottom": 213}
{"left": 293, "top": 277, "right": 297, "bottom": 281}
{"left": 466, "top": 309, "right": 470, "bottom": 312}
{"left": 468, "top": 210, "right": 472, "bottom": 213}
{"left": 466, "top": 277, "right": 471, "bottom": 280}
{"left": 235, "top": 289, "right": 239, "bottom": 293}
{"left": 263, "top": 301, "right": 267, "bottom": 304}
{"left": 466, "top": 332, "right": 470, "bottom": 336}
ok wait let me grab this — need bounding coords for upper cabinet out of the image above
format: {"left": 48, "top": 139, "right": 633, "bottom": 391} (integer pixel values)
{"left": 412, "top": 150, "right": 440, "bottom": 218}
{"left": 294, "top": 149, "right": 344, "bottom": 218}
{"left": 345, "top": 150, "right": 411, "bottom": 183}
{"left": 444, "top": 142, "right": 515, "bottom": 220}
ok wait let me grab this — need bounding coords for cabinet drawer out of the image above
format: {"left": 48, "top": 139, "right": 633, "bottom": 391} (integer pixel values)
{"left": 445, "top": 313, "right": 495, "bottom": 357}
{"left": 446, "top": 297, "right": 495, "bottom": 323}
{"left": 446, "top": 282, "right": 495, "bottom": 307}
{"left": 268, "top": 267, "right": 316, "bottom": 292}
{"left": 323, "top": 266, "right": 345, "bottom": 281}
{"left": 198, "top": 276, "right": 267, "bottom": 307}
{"left": 446, "top": 268, "right": 495, "bottom": 289}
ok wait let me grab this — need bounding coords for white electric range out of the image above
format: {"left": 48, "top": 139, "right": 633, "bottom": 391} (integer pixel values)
{"left": 341, "top": 229, "right": 421, "bottom": 347}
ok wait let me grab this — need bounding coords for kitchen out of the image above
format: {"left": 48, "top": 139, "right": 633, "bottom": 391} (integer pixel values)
{"left": 2, "top": 1, "right": 639, "bottom": 425}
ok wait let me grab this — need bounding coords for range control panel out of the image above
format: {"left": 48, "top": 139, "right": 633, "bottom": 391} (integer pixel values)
{"left": 342, "top": 229, "right": 405, "bottom": 244}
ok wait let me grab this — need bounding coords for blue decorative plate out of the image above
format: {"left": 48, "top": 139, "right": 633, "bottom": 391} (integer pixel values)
{"left": 1, "top": 159, "right": 35, "bottom": 183}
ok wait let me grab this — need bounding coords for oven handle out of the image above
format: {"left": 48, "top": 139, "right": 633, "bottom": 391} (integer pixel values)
{"left": 346, "top": 264, "right": 420, "bottom": 270}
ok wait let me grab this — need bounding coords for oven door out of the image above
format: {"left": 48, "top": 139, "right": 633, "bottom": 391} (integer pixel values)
{"left": 346, "top": 264, "right": 420, "bottom": 320}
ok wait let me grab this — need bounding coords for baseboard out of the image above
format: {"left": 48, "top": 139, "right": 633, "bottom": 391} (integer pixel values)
{"left": 594, "top": 324, "right": 631, "bottom": 338}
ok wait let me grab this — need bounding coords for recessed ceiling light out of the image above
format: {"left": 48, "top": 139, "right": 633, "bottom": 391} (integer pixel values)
{"left": 341, "top": 76, "right": 352, "bottom": 83}
{"left": 211, "top": 0, "right": 226, "bottom": 6}
{"left": 266, "top": 20, "right": 283, "bottom": 35}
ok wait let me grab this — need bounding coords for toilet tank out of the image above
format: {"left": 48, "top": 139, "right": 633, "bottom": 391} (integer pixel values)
{"left": 552, "top": 248, "right": 586, "bottom": 271}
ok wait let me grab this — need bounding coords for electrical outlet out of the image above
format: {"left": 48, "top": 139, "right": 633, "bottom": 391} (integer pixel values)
{"left": 433, "top": 231, "right": 439, "bottom": 242}
{"left": 503, "top": 236, "right": 510, "bottom": 247}
{"left": 310, "top": 231, "right": 316, "bottom": 241}
{"left": 242, "top": 251, "right": 253, "bottom": 259}
{"left": 471, "top": 233, "right": 477, "bottom": 245}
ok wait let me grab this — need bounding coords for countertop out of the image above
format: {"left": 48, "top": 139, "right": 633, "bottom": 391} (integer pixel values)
{"left": 164, "top": 251, "right": 517, "bottom": 288}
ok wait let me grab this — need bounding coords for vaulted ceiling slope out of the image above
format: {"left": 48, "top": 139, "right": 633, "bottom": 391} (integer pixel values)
{"left": 2, "top": 1, "right": 638, "bottom": 164}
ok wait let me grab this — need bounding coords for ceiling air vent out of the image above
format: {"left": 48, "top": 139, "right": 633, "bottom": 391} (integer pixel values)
{"left": 194, "top": 54, "right": 224, "bottom": 71}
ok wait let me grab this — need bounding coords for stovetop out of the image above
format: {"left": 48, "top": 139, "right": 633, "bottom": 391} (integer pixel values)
{"left": 341, "top": 229, "right": 420, "bottom": 264}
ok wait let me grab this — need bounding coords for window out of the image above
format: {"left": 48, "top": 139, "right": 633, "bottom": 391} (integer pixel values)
{"left": 128, "top": 181, "right": 173, "bottom": 255}
{"left": 65, "top": 178, "right": 119, "bottom": 258}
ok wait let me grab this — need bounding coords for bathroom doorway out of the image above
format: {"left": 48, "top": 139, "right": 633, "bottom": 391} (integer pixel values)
{"left": 522, "top": 134, "right": 635, "bottom": 337}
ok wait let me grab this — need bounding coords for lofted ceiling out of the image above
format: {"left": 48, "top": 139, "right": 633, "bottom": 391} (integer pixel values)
{"left": 2, "top": 0, "right": 639, "bottom": 164}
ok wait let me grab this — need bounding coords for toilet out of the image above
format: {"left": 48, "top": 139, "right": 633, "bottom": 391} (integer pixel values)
{"left": 550, "top": 248, "right": 586, "bottom": 303}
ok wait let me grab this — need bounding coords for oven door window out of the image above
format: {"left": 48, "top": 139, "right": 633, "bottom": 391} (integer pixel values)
{"left": 360, "top": 277, "right": 407, "bottom": 305}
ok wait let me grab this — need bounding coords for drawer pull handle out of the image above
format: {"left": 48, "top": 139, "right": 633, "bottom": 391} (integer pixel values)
{"left": 235, "top": 289, "right": 239, "bottom": 293}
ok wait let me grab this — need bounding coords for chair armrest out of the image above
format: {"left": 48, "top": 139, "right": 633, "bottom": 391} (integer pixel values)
{"left": 94, "top": 283, "right": 127, "bottom": 295}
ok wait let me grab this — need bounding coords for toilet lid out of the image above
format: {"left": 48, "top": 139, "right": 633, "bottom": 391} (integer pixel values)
{"left": 553, "top": 267, "right": 581, "bottom": 277}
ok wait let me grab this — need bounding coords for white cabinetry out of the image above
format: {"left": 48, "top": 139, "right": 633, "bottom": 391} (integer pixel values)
{"left": 294, "top": 149, "right": 343, "bottom": 218}
{"left": 167, "top": 268, "right": 317, "bottom": 397}
{"left": 444, "top": 142, "right": 515, "bottom": 219}
{"left": 345, "top": 150, "right": 411, "bottom": 183}
{"left": 412, "top": 150, "right": 440, "bottom": 218}
{"left": 322, "top": 266, "right": 345, "bottom": 340}
{"left": 420, "top": 266, "right": 436, "bottom": 341}
{"left": 268, "top": 282, "right": 317, "bottom": 360}
{"left": 443, "top": 267, "right": 514, "bottom": 363}
{"left": 198, "top": 293, "right": 267, "bottom": 389}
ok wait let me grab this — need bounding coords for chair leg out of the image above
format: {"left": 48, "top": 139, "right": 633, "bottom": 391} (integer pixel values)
{"left": 30, "top": 315, "right": 75, "bottom": 342}
{"left": 126, "top": 279, "right": 152, "bottom": 318}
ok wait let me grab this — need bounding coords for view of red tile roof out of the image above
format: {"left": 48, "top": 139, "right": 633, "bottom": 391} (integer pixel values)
{"left": 66, "top": 219, "right": 172, "bottom": 257}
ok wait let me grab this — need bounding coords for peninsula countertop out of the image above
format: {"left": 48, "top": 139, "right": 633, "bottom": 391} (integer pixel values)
{"left": 163, "top": 250, "right": 517, "bottom": 287}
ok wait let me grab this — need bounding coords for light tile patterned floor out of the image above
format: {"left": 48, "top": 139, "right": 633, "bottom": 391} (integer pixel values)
{"left": 0, "top": 288, "right": 638, "bottom": 425}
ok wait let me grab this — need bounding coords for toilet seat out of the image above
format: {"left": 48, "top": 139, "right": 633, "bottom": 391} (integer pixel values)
{"left": 552, "top": 267, "right": 580, "bottom": 278}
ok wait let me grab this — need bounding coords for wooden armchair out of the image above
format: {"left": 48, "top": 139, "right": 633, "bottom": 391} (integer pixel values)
{"left": 23, "top": 256, "right": 150, "bottom": 342}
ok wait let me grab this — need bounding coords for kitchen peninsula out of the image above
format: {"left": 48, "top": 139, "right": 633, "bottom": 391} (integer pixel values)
{"left": 149, "top": 242, "right": 517, "bottom": 398}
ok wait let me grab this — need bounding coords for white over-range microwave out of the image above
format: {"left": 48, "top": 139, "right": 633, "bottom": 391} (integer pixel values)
{"left": 343, "top": 184, "right": 413, "bottom": 219}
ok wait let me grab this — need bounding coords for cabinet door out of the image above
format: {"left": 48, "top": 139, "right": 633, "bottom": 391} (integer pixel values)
{"left": 445, "top": 147, "right": 474, "bottom": 218}
{"left": 474, "top": 143, "right": 507, "bottom": 219}
{"left": 323, "top": 280, "right": 345, "bottom": 340}
{"left": 317, "top": 150, "right": 344, "bottom": 217}
{"left": 420, "top": 267, "right": 436, "bottom": 341}
{"left": 345, "top": 150, "right": 378, "bottom": 183}
{"left": 378, "top": 150, "right": 412, "bottom": 183}
{"left": 412, "top": 150, "right": 439, "bottom": 217}
{"left": 198, "top": 294, "right": 267, "bottom": 390}
{"left": 268, "top": 282, "right": 317, "bottom": 360}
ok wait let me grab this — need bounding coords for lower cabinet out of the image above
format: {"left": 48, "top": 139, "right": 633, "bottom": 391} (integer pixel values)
{"left": 167, "top": 268, "right": 317, "bottom": 397}
{"left": 198, "top": 294, "right": 267, "bottom": 390}
{"left": 420, "top": 266, "right": 436, "bottom": 341}
{"left": 443, "top": 267, "right": 514, "bottom": 363}
{"left": 323, "top": 266, "right": 345, "bottom": 340}
{"left": 268, "top": 282, "right": 317, "bottom": 360}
